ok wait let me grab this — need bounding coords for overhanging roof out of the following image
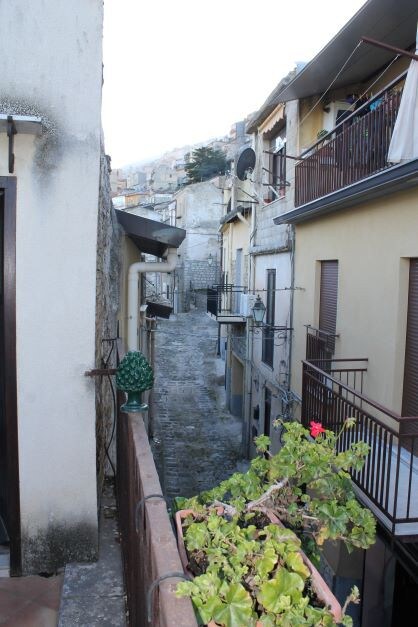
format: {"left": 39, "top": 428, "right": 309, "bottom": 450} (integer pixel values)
{"left": 116, "top": 209, "right": 186, "bottom": 257}
{"left": 247, "top": 0, "right": 418, "bottom": 131}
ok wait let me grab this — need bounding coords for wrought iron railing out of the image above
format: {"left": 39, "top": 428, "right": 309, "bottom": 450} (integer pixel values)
{"left": 295, "top": 73, "right": 406, "bottom": 207}
{"left": 207, "top": 284, "right": 247, "bottom": 319}
{"left": 302, "top": 359, "right": 418, "bottom": 535}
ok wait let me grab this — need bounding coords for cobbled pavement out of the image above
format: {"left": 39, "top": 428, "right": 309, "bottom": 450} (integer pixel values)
{"left": 151, "top": 310, "right": 245, "bottom": 500}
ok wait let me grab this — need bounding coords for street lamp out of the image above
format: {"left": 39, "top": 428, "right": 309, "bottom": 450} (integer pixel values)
{"left": 252, "top": 295, "right": 266, "bottom": 326}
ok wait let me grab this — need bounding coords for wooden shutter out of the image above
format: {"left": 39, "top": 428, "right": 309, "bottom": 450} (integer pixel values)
{"left": 319, "top": 260, "right": 338, "bottom": 335}
{"left": 402, "top": 259, "right": 418, "bottom": 416}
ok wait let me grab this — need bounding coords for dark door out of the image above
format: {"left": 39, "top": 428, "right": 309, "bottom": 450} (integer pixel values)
{"left": 264, "top": 388, "right": 271, "bottom": 438}
{"left": 391, "top": 559, "right": 418, "bottom": 627}
{"left": 402, "top": 259, "right": 418, "bottom": 417}
{"left": 0, "top": 178, "right": 20, "bottom": 574}
{"left": 0, "top": 192, "right": 5, "bottom": 542}
{"left": 262, "top": 270, "right": 275, "bottom": 367}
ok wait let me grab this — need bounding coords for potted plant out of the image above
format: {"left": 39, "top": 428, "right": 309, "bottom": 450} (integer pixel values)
{"left": 175, "top": 420, "right": 375, "bottom": 626}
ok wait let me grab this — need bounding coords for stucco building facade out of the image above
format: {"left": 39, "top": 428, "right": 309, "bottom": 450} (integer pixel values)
{"left": 0, "top": 0, "right": 106, "bottom": 573}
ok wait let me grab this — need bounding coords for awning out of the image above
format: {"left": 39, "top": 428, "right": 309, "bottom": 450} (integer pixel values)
{"left": 116, "top": 209, "right": 186, "bottom": 257}
{"left": 247, "top": 0, "right": 418, "bottom": 134}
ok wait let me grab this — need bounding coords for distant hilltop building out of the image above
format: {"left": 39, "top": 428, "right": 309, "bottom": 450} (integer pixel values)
{"left": 115, "top": 118, "right": 252, "bottom": 198}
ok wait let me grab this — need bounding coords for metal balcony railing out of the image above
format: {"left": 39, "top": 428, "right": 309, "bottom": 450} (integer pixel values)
{"left": 295, "top": 73, "right": 405, "bottom": 207}
{"left": 301, "top": 359, "right": 418, "bottom": 536}
{"left": 207, "top": 284, "right": 248, "bottom": 320}
{"left": 306, "top": 325, "right": 338, "bottom": 364}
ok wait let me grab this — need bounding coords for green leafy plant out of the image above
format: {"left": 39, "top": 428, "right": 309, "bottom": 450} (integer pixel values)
{"left": 176, "top": 420, "right": 374, "bottom": 626}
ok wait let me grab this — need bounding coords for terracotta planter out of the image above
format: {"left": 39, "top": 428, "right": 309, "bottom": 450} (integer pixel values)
{"left": 263, "top": 509, "right": 342, "bottom": 623}
{"left": 175, "top": 508, "right": 342, "bottom": 624}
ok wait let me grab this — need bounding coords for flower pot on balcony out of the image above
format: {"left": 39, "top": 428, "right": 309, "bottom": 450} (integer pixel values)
{"left": 175, "top": 507, "right": 342, "bottom": 625}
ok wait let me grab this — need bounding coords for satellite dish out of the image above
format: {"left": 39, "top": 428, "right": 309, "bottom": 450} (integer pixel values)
{"left": 236, "top": 147, "right": 256, "bottom": 181}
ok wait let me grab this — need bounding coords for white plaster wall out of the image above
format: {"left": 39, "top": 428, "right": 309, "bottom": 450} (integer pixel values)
{"left": 176, "top": 180, "right": 222, "bottom": 263}
{"left": 0, "top": 0, "right": 103, "bottom": 555}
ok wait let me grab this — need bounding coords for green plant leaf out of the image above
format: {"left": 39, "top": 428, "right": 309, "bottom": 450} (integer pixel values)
{"left": 258, "top": 568, "right": 305, "bottom": 612}
{"left": 255, "top": 547, "right": 278, "bottom": 579}
{"left": 255, "top": 434, "right": 271, "bottom": 452}
{"left": 212, "top": 583, "right": 254, "bottom": 627}
{"left": 285, "top": 552, "right": 310, "bottom": 579}
{"left": 185, "top": 522, "right": 210, "bottom": 551}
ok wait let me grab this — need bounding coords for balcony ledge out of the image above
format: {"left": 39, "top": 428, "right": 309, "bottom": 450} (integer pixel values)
{"left": 206, "top": 311, "right": 246, "bottom": 324}
{"left": 273, "top": 157, "right": 418, "bottom": 225}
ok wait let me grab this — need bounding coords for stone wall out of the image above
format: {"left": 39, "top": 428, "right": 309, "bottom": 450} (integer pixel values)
{"left": 178, "top": 260, "right": 220, "bottom": 311}
{"left": 95, "top": 148, "right": 122, "bottom": 497}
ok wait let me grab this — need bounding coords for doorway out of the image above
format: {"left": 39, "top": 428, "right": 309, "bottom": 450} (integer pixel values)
{"left": 0, "top": 177, "right": 20, "bottom": 575}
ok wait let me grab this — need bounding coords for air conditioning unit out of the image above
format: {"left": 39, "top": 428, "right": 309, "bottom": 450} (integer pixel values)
{"left": 240, "top": 293, "right": 256, "bottom": 317}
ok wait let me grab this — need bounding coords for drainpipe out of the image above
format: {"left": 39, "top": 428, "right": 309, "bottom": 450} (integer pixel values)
{"left": 127, "top": 248, "right": 178, "bottom": 351}
{"left": 288, "top": 225, "right": 295, "bottom": 396}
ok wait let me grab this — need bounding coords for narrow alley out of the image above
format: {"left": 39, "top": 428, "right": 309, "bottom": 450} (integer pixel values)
{"left": 151, "top": 310, "right": 245, "bottom": 500}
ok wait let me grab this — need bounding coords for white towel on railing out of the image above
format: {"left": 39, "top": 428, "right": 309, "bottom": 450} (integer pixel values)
{"left": 387, "top": 57, "right": 418, "bottom": 163}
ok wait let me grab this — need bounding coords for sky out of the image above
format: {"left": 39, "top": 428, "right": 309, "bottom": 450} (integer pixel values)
{"left": 102, "top": 0, "right": 367, "bottom": 168}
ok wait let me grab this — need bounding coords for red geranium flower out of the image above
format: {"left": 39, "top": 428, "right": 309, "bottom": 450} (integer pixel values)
{"left": 310, "top": 421, "right": 326, "bottom": 438}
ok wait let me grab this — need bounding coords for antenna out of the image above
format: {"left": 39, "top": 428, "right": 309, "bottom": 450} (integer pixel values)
{"left": 236, "top": 146, "right": 256, "bottom": 181}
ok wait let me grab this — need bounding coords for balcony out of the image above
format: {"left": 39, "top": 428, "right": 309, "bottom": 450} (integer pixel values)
{"left": 301, "top": 358, "right": 418, "bottom": 537}
{"left": 295, "top": 75, "right": 405, "bottom": 208}
{"left": 306, "top": 325, "right": 338, "bottom": 363}
{"left": 207, "top": 284, "right": 252, "bottom": 323}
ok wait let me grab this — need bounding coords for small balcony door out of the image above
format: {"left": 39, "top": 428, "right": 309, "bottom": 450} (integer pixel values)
{"left": 262, "top": 270, "right": 275, "bottom": 367}
{"left": 234, "top": 249, "right": 243, "bottom": 313}
{"left": 402, "top": 259, "right": 418, "bottom": 417}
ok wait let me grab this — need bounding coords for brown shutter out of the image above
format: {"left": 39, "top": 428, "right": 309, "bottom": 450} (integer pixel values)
{"left": 262, "top": 270, "right": 275, "bottom": 367}
{"left": 319, "top": 260, "right": 338, "bottom": 335}
{"left": 402, "top": 259, "right": 418, "bottom": 417}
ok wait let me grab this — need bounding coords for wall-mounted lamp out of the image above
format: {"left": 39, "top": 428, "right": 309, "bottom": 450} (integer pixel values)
{"left": 207, "top": 253, "right": 213, "bottom": 266}
{"left": 251, "top": 295, "right": 266, "bottom": 326}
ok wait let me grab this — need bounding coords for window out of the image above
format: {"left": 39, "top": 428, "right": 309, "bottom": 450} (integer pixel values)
{"left": 262, "top": 270, "right": 276, "bottom": 367}
{"left": 269, "top": 133, "right": 287, "bottom": 200}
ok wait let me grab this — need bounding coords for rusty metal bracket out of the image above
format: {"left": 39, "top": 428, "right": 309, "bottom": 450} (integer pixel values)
{"left": 147, "top": 572, "right": 191, "bottom": 623}
{"left": 135, "top": 494, "right": 167, "bottom": 533}
{"left": 7, "top": 116, "right": 17, "bottom": 173}
{"left": 84, "top": 368, "right": 117, "bottom": 377}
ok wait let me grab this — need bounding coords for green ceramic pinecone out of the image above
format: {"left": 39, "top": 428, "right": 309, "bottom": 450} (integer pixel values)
{"left": 116, "top": 350, "right": 154, "bottom": 393}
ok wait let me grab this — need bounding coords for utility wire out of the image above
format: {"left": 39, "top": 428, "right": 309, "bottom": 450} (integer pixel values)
{"left": 298, "top": 41, "right": 363, "bottom": 129}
